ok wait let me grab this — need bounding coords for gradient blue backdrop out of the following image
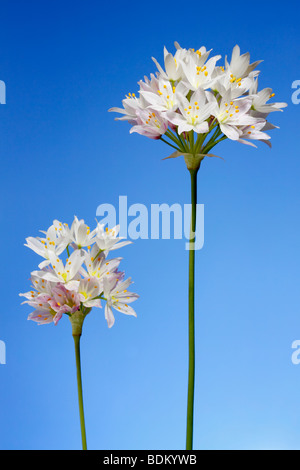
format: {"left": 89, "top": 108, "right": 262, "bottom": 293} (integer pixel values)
{"left": 0, "top": 0, "right": 300, "bottom": 450}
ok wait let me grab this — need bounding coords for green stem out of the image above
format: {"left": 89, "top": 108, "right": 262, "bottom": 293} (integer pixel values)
{"left": 186, "top": 167, "right": 198, "bottom": 450}
{"left": 73, "top": 334, "right": 87, "bottom": 450}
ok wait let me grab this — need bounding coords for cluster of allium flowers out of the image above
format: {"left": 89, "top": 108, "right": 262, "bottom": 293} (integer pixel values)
{"left": 109, "top": 42, "right": 287, "bottom": 158}
{"left": 20, "top": 217, "right": 139, "bottom": 329}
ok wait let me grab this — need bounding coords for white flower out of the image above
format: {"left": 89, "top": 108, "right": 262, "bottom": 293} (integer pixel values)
{"left": 19, "top": 273, "right": 55, "bottom": 301}
{"left": 225, "top": 45, "right": 261, "bottom": 81}
{"left": 129, "top": 107, "right": 169, "bottom": 139}
{"left": 140, "top": 77, "right": 188, "bottom": 112}
{"left": 209, "top": 91, "right": 259, "bottom": 140}
{"left": 95, "top": 224, "right": 132, "bottom": 252}
{"left": 69, "top": 216, "right": 97, "bottom": 249}
{"left": 77, "top": 277, "right": 102, "bottom": 308}
{"left": 249, "top": 79, "right": 288, "bottom": 117}
{"left": 180, "top": 54, "right": 221, "bottom": 91}
{"left": 152, "top": 45, "right": 186, "bottom": 81}
{"left": 108, "top": 93, "right": 149, "bottom": 125}
{"left": 166, "top": 88, "right": 215, "bottom": 135}
{"left": 80, "top": 245, "right": 122, "bottom": 288}
{"left": 33, "top": 249, "right": 85, "bottom": 290}
{"left": 237, "top": 119, "right": 271, "bottom": 147}
{"left": 52, "top": 219, "right": 71, "bottom": 242}
{"left": 25, "top": 223, "right": 69, "bottom": 269}
{"left": 103, "top": 276, "right": 139, "bottom": 328}
{"left": 212, "top": 70, "right": 257, "bottom": 98}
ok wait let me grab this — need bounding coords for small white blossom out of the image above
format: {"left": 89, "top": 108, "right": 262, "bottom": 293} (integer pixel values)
{"left": 103, "top": 276, "right": 139, "bottom": 328}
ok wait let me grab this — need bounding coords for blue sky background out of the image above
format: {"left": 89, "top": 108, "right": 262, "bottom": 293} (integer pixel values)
{"left": 0, "top": 0, "right": 300, "bottom": 450}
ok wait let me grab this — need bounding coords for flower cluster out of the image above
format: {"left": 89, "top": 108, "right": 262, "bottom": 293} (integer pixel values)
{"left": 109, "top": 42, "right": 287, "bottom": 157}
{"left": 20, "top": 217, "right": 139, "bottom": 329}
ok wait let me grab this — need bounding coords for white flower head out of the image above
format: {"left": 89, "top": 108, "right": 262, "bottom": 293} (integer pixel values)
{"left": 109, "top": 41, "right": 286, "bottom": 153}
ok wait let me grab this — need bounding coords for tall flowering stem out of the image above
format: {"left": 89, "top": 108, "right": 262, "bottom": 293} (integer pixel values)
{"left": 186, "top": 167, "right": 198, "bottom": 450}
{"left": 109, "top": 41, "right": 287, "bottom": 449}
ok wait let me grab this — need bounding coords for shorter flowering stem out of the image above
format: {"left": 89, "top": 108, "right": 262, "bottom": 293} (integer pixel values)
{"left": 70, "top": 311, "right": 89, "bottom": 451}
{"left": 73, "top": 334, "right": 87, "bottom": 450}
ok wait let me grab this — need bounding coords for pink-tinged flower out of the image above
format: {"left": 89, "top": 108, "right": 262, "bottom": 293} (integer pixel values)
{"left": 25, "top": 294, "right": 57, "bottom": 325}
{"left": 27, "top": 308, "right": 55, "bottom": 325}
{"left": 129, "top": 107, "right": 169, "bottom": 139}
{"left": 49, "top": 283, "right": 81, "bottom": 317}
{"left": 103, "top": 276, "right": 139, "bottom": 328}
{"left": 19, "top": 273, "right": 55, "bottom": 302}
